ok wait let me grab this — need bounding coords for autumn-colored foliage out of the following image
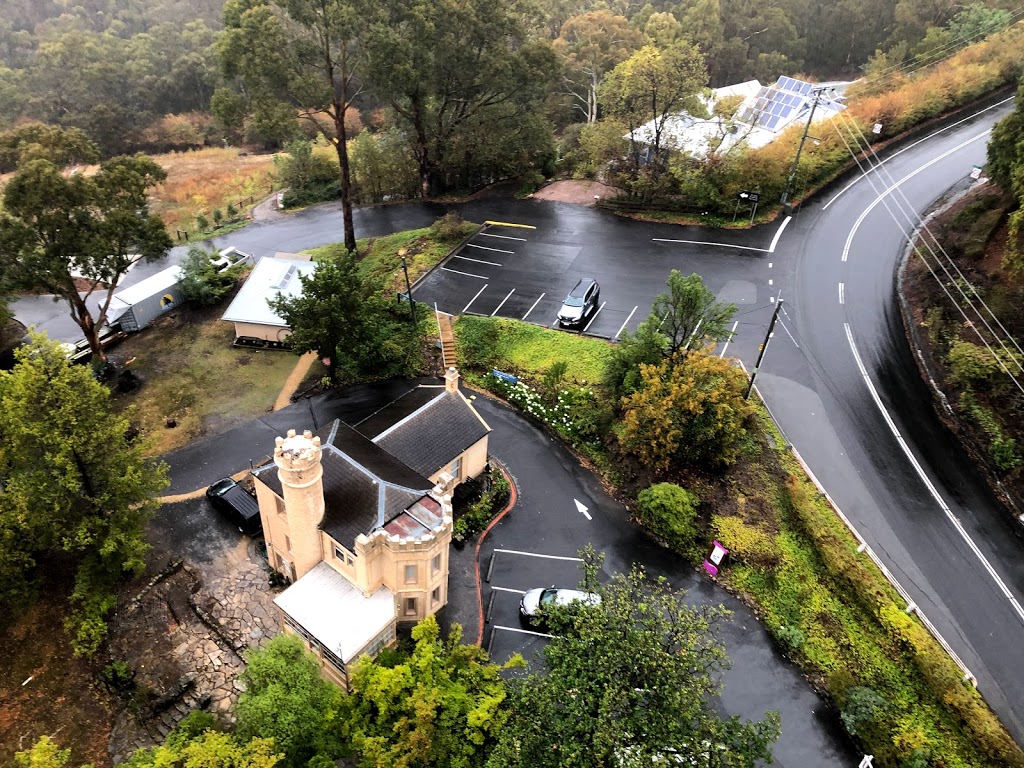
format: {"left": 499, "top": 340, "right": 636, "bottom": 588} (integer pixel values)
{"left": 619, "top": 349, "right": 752, "bottom": 473}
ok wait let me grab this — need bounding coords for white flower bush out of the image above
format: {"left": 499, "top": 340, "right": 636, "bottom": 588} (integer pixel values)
{"left": 489, "top": 374, "right": 603, "bottom": 449}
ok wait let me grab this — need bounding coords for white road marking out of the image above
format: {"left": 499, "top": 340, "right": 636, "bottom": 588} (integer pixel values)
{"left": 462, "top": 284, "right": 488, "bottom": 313}
{"left": 770, "top": 296, "right": 775, "bottom": 303}
{"left": 491, "top": 288, "right": 515, "bottom": 316}
{"left": 493, "top": 548, "right": 584, "bottom": 562}
{"left": 777, "top": 318, "right": 800, "bottom": 349}
{"left": 442, "top": 266, "right": 487, "bottom": 280}
{"left": 768, "top": 279, "right": 773, "bottom": 286}
{"left": 839, "top": 282, "right": 845, "bottom": 304}
{"left": 614, "top": 306, "right": 639, "bottom": 340}
{"left": 493, "top": 625, "right": 556, "bottom": 639}
{"left": 841, "top": 129, "right": 991, "bottom": 262}
{"left": 574, "top": 498, "right": 591, "bottom": 521}
{"left": 453, "top": 254, "right": 502, "bottom": 267}
{"left": 653, "top": 238, "right": 769, "bottom": 253}
{"left": 480, "top": 232, "right": 527, "bottom": 241}
{"left": 467, "top": 243, "right": 514, "bottom": 254}
{"left": 824, "top": 96, "right": 1014, "bottom": 210}
{"left": 719, "top": 320, "right": 739, "bottom": 358}
{"left": 583, "top": 301, "right": 606, "bottom": 333}
{"left": 768, "top": 262, "right": 773, "bottom": 268}
{"left": 844, "top": 322, "right": 1024, "bottom": 624}
{"left": 768, "top": 215, "right": 792, "bottom": 252}
{"left": 491, "top": 586, "right": 527, "bottom": 594}
{"left": 522, "top": 293, "right": 545, "bottom": 320}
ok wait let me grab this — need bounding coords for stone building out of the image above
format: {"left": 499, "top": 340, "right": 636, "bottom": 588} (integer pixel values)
{"left": 251, "top": 369, "right": 489, "bottom": 687}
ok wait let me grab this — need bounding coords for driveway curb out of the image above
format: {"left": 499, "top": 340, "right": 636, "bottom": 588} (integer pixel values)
{"left": 473, "top": 460, "right": 518, "bottom": 646}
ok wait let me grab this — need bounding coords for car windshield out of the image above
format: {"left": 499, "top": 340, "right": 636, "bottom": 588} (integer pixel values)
{"left": 209, "top": 478, "right": 235, "bottom": 495}
{"left": 540, "top": 588, "right": 559, "bottom": 606}
{"left": 563, "top": 295, "right": 584, "bottom": 307}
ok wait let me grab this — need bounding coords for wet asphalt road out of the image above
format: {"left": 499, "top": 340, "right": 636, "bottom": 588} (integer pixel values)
{"left": 19, "top": 92, "right": 1024, "bottom": 747}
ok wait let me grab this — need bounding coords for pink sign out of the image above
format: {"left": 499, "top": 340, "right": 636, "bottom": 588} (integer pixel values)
{"left": 703, "top": 540, "right": 729, "bottom": 577}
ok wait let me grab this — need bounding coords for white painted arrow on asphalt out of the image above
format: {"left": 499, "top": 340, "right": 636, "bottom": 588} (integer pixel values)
{"left": 575, "top": 499, "right": 591, "bottom": 521}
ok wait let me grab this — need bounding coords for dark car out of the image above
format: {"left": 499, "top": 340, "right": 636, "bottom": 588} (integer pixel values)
{"left": 557, "top": 278, "right": 600, "bottom": 328}
{"left": 206, "top": 477, "right": 262, "bottom": 535}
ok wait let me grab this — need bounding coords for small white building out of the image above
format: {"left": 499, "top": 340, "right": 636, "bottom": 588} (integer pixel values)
{"left": 221, "top": 255, "right": 316, "bottom": 346}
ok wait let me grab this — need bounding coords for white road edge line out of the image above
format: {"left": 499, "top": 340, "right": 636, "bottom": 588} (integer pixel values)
{"left": 777, "top": 318, "right": 799, "bottom": 349}
{"left": 466, "top": 243, "right": 514, "bottom": 254}
{"left": 490, "top": 586, "right": 527, "bottom": 594}
{"left": 453, "top": 254, "right": 502, "bottom": 267}
{"left": 768, "top": 215, "right": 792, "bottom": 253}
{"left": 839, "top": 282, "right": 845, "bottom": 305}
{"left": 823, "top": 95, "right": 1014, "bottom": 209}
{"left": 493, "top": 548, "right": 584, "bottom": 562}
{"left": 844, "top": 322, "right": 1024, "bottom": 624}
{"left": 719, "top": 320, "right": 739, "bottom": 358}
{"left": 491, "top": 288, "right": 515, "bottom": 316}
{"left": 493, "top": 625, "right": 557, "bottom": 639}
{"left": 653, "top": 238, "right": 769, "bottom": 253}
{"left": 480, "top": 232, "right": 527, "bottom": 241}
{"left": 841, "top": 129, "right": 992, "bottom": 263}
{"left": 443, "top": 267, "right": 487, "bottom": 280}
{"left": 614, "top": 306, "right": 639, "bottom": 340}
{"left": 462, "top": 284, "right": 488, "bottom": 314}
{"left": 522, "top": 293, "right": 545, "bottom": 320}
{"left": 583, "top": 301, "right": 606, "bottom": 333}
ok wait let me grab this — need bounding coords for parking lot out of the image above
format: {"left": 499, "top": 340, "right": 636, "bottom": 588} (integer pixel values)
{"left": 481, "top": 547, "right": 592, "bottom": 665}
{"left": 413, "top": 222, "right": 648, "bottom": 340}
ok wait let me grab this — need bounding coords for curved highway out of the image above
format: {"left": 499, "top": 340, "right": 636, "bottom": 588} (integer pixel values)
{"left": 760, "top": 97, "right": 1024, "bottom": 740}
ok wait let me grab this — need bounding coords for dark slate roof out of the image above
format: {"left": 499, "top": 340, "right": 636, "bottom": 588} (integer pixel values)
{"left": 252, "top": 420, "right": 433, "bottom": 546}
{"left": 354, "top": 388, "right": 491, "bottom": 477}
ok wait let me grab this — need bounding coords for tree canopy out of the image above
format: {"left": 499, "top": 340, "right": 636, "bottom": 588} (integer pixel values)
{"left": 0, "top": 335, "right": 168, "bottom": 655}
{"left": 0, "top": 140, "right": 172, "bottom": 359}
{"left": 487, "top": 548, "right": 780, "bottom": 768}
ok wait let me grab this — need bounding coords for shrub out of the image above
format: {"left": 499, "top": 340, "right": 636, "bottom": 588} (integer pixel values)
{"left": 635, "top": 482, "right": 699, "bottom": 548}
{"left": 211, "top": 208, "right": 223, "bottom": 227}
{"left": 841, "top": 686, "right": 888, "bottom": 737}
{"left": 178, "top": 245, "right": 238, "bottom": 306}
{"left": 226, "top": 202, "right": 238, "bottom": 219}
{"left": 452, "top": 466, "right": 511, "bottom": 540}
{"left": 488, "top": 375, "right": 609, "bottom": 450}
{"left": 430, "top": 212, "right": 466, "bottom": 242}
{"left": 774, "top": 624, "right": 806, "bottom": 651}
{"left": 276, "top": 140, "right": 341, "bottom": 208}
{"left": 195, "top": 213, "right": 209, "bottom": 232}
{"left": 947, "top": 339, "right": 1001, "bottom": 386}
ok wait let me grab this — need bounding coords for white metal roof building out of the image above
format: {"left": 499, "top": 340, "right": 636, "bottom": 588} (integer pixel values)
{"left": 221, "top": 255, "right": 317, "bottom": 345}
{"left": 106, "top": 265, "right": 185, "bottom": 332}
{"left": 629, "top": 76, "right": 849, "bottom": 158}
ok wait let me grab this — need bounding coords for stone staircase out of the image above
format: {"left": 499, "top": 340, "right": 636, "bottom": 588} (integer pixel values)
{"left": 437, "top": 310, "right": 456, "bottom": 368}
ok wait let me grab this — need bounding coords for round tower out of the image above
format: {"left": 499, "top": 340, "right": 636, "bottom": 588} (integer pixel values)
{"left": 274, "top": 429, "right": 325, "bottom": 580}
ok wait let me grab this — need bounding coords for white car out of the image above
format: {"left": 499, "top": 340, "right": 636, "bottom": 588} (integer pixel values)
{"left": 519, "top": 587, "right": 601, "bottom": 620}
{"left": 210, "top": 246, "right": 252, "bottom": 272}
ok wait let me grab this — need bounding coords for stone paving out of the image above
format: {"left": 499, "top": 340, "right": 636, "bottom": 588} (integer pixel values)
{"left": 107, "top": 545, "right": 280, "bottom": 762}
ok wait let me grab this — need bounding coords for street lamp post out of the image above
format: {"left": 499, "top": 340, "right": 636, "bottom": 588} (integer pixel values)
{"left": 398, "top": 247, "right": 416, "bottom": 325}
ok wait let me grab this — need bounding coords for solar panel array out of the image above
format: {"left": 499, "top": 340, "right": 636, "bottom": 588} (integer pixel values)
{"left": 737, "top": 76, "right": 817, "bottom": 133}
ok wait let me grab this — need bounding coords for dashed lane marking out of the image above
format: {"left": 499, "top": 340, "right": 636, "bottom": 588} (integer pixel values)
{"left": 839, "top": 282, "right": 845, "bottom": 304}
{"left": 462, "top": 284, "right": 488, "bottom": 313}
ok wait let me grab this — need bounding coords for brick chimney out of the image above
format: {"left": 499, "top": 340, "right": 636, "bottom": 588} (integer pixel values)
{"left": 445, "top": 366, "right": 460, "bottom": 393}
{"left": 274, "top": 429, "right": 325, "bottom": 580}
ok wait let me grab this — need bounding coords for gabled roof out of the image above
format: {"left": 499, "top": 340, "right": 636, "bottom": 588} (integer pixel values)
{"left": 221, "top": 255, "right": 316, "bottom": 327}
{"left": 252, "top": 419, "right": 434, "bottom": 546}
{"left": 274, "top": 561, "right": 394, "bottom": 663}
{"left": 354, "top": 387, "right": 491, "bottom": 477}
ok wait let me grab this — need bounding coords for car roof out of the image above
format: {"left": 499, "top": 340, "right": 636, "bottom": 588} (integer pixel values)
{"left": 568, "top": 278, "right": 596, "bottom": 296}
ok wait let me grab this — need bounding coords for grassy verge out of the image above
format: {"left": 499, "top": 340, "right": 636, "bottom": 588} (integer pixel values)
{"left": 306, "top": 221, "right": 478, "bottom": 294}
{"left": 454, "top": 315, "right": 1023, "bottom": 768}
{"left": 110, "top": 304, "right": 315, "bottom": 456}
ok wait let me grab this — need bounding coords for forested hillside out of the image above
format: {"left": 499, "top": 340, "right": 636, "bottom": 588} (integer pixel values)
{"left": 1, "top": 0, "right": 1017, "bottom": 160}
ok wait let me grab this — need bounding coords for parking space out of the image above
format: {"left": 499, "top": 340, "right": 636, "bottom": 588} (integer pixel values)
{"left": 481, "top": 548, "right": 588, "bottom": 665}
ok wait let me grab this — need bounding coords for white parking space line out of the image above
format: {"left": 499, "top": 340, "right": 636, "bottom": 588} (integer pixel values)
{"left": 582, "top": 301, "right": 606, "bottom": 333}
{"left": 614, "top": 306, "right": 639, "bottom": 340}
{"left": 719, "top": 320, "right": 739, "bottom": 358}
{"left": 480, "top": 232, "right": 527, "bottom": 241}
{"left": 453, "top": 254, "right": 503, "bottom": 267}
{"left": 493, "top": 548, "right": 584, "bottom": 562}
{"left": 443, "top": 266, "right": 487, "bottom": 280}
{"left": 768, "top": 215, "right": 792, "bottom": 252}
{"left": 838, "top": 282, "right": 845, "bottom": 304}
{"left": 491, "top": 288, "right": 515, "bottom": 316}
{"left": 653, "top": 238, "right": 769, "bottom": 253}
{"left": 491, "top": 586, "right": 527, "bottom": 594}
{"left": 522, "top": 293, "right": 545, "bottom": 320}
{"left": 466, "top": 243, "right": 515, "bottom": 254}
{"left": 493, "top": 625, "right": 556, "bottom": 639}
{"left": 462, "top": 284, "right": 488, "bottom": 314}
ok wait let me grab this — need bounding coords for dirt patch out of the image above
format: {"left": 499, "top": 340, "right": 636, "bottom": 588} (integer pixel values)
{"left": 531, "top": 180, "right": 624, "bottom": 206}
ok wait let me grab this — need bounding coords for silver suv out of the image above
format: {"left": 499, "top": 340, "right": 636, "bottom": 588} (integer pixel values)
{"left": 557, "top": 278, "right": 600, "bottom": 328}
